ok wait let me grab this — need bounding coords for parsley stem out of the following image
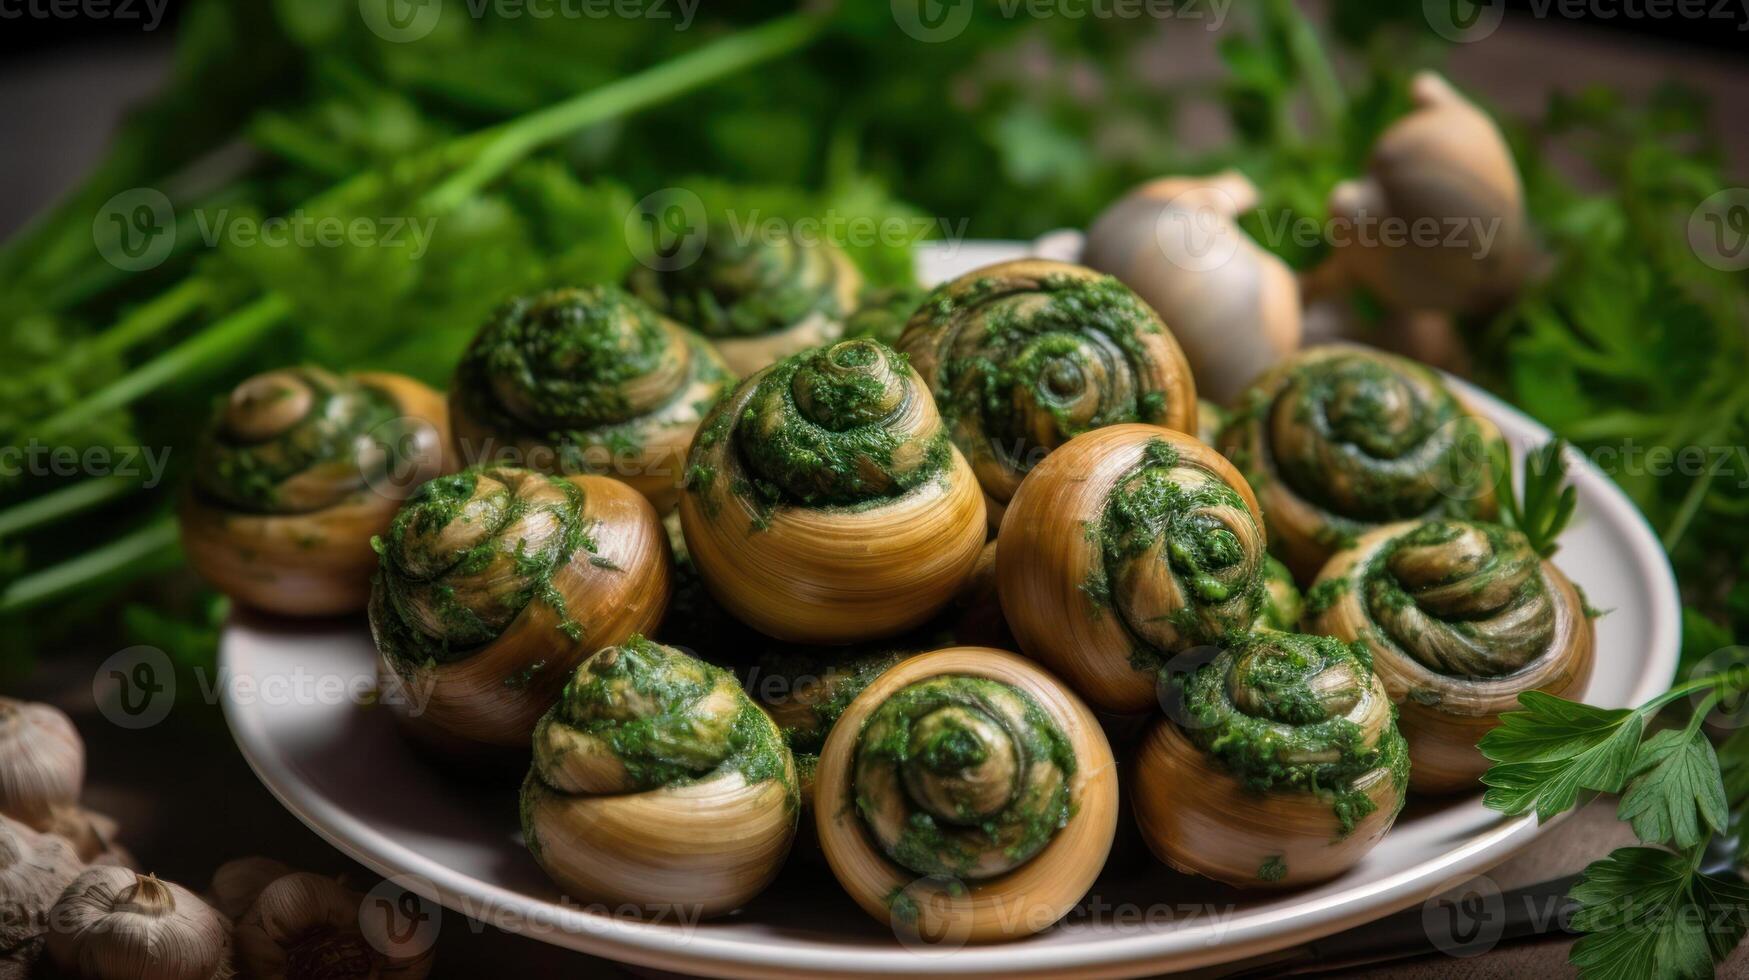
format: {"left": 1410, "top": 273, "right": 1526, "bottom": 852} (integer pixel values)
{"left": 0, "top": 474, "right": 140, "bottom": 539}
{"left": 0, "top": 516, "right": 180, "bottom": 615}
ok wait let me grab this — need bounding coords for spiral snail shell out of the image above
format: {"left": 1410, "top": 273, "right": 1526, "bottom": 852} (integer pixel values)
{"left": 1306, "top": 519, "right": 1594, "bottom": 793}
{"left": 1323, "top": 72, "right": 1529, "bottom": 314}
{"left": 897, "top": 259, "right": 1197, "bottom": 529}
{"left": 449, "top": 287, "right": 731, "bottom": 513}
{"left": 520, "top": 638, "right": 797, "bottom": 916}
{"left": 998, "top": 424, "right": 1270, "bottom": 714}
{"left": 1220, "top": 346, "right": 1502, "bottom": 582}
{"left": 1082, "top": 170, "right": 1303, "bottom": 404}
{"left": 179, "top": 366, "right": 451, "bottom": 616}
{"left": 678, "top": 339, "right": 986, "bottom": 644}
{"left": 815, "top": 647, "right": 1117, "bottom": 942}
{"left": 1132, "top": 631, "right": 1409, "bottom": 887}
{"left": 627, "top": 227, "right": 862, "bottom": 377}
{"left": 369, "top": 465, "right": 672, "bottom": 748}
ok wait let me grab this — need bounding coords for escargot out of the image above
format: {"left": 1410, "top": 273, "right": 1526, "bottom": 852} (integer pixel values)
{"left": 369, "top": 465, "right": 672, "bottom": 748}
{"left": 1324, "top": 71, "right": 1529, "bottom": 314}
{"left": 627, "top": 226, "right": 861, "bottom": 376}
{"left": 520, "top": 638, "right": 797, "bottom": 916}
{"left": 179, "top": 366, "right": 451, "bottom": 616}
{"left": 897, "top": 259, "right": 1197, "bottom": 529}
{"left": 1132, "top": 631, "right": 1409, "bottom": 887}
{"left": 1220, "top": 345, "right": 1502, "bottom": 582}
{"left": 815, "top": 647, "right": 1117, "bottom": 942}
{"left": 998, "top": 425, "right": 1271, "bottom": 714}
{"left": 47, "top": 868, "right": 232, "bottom": 980}
{"left": 1082, "top": 171, "right": 1302, "bottom": 404}
{"left": 678, "top": 339, "right": 986, "bottom": 644}
{"left": 448, "top": 286, "right": 731, "bottom": 513}
{"left": 1307, "top": 519, "right": 1594, "bottom": 793}
{"left": 236, "top": 871, "right": 434, "bottom": 980}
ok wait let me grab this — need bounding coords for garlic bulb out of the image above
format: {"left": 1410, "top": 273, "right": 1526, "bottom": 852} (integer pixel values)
{"left": 0, "top": 815, "right": 82, "bottom": 980}
{"left": 897, "top": 258, "right": 1197, "bottom": 528}
{"left": 47, "top": 867, "right": 232, "bottom": 980}
{"left": 1082, "top": 170, "right": 1302, "bottom": 404}
{"left": 209, "top": 856, "right": 294, "bottom": 922}
{"left": 627, "top": 228, "right": 862, "bottom": 377}
{"left": 521, "top": 639, "right": 797, "bottom": 916}
{"left": 678, "top": 339, "right": 986, "bottom": 644}
{"left": 179, "top": 366, "right": 451, "bottom": 616}
{"left": 1132, "top": 631, "right": 1409, "bottom": 887}
{"left": 448, "top": 287, "right": 732, "bottom": 513}
{"left": 1324, "top": 72, "right": 1529, "bottom": 314}
{"left": 45, "top": 807, "right": 134, "bottom": 868}
{"left": 1220, "top": 345, "right": 1502, "bottom": 581}
{"left": 1307, "top": 519, "right": 1595, "bottom": 793}
{"left": 0, "top": 698, "right": 82, "bottom": 828}
{"left": 815, "top": 647, "right": 1117, "bottom": 942}
{"left": 370, "top": 465, "right": 673, "bottom": 748}
{"left": 997, "top": 424, "right": 1271, "bottom": 714}
{"left": 236, "top": 872, "right": 433, "bottom": 980}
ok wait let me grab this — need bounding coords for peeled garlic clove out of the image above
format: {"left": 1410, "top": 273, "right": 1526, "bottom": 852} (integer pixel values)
{"left": 47, "top": 867, "right": 232, "bottom": 980}
{"left": 1083, "top": 170, "right": 1302, "bottom": 405}
{"left": 0, "top": 814, "right": 82, "bottom": 979}
{"left": 0, "top": 698, "right": 83, "bottom": 829}
{"left": 237, "top": 871, "right": 434, "bottom": 980}
{"left": 1325, "top": 72, "right": 1529, "bottom": 314}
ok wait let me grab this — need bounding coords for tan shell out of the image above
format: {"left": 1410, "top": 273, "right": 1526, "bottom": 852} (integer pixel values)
{"left": 708, "top": 248, "right": 862, "bottom": 377}
{"left": 374, "top": 474, "right": 673, "bottom": 748}
{"left": 678, "top": 353, "right": 986, "bottom": 644}
{"left": 1308, "top": 520, "right": 1595, "bottom": 793}
{"left": 180, "top": 371, "right": 452, "bottom": 616}
{"left": 47, "top": 868, "right": 233, "bottom": 980}
{"left": 0, "top": 814, "right": 83, "bottom": 979}
{"left": 997, "top": 424, "right": 1266, "bottom": 714}
{"left": 0, "top": 698, "right": 83, "bottom": 828}
{"left": 815, "top": 647, "right": 1118, "bottom": 943}
{"left": 898, "top": 258, "right": 1198, "bottom": 529}
{"left": 236, "top": 871, "right": 434, "bottom": 980}
{"left": 1083, "top": 171, "right": 1302, "bottom": 404}
{"left": 1324, "top": 72, "right": 1528, "bottom": 314}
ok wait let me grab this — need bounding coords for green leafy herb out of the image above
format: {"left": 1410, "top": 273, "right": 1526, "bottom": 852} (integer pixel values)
{"left": 1491, "top": 438, "right": 1579, "bottom": 558}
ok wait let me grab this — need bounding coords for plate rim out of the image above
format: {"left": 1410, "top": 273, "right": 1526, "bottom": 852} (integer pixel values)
{"left": 220, "top": 244, "right": 1681, "bottom": 979}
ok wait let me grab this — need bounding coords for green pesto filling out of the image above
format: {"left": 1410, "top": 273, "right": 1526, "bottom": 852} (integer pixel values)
{"left": 1171, "top": 631, "right": 1408, "bottom": 837}
{"left": 758, "top": 646, "right": 907, "bottom": 755}
{"left": 371, "top": 468, "right": 596, "bottom": 668}
{"left": 1258, "top": 855, "right": 1288, "bottom": 882}
{"left": 626, "top": 229, "right": 848, "bottom": 339}
{"left": 194, "top": 369, "right": 401, "bottom": 513}
{"left": 853, "top": 675, "right": 1076, "bottom": 880}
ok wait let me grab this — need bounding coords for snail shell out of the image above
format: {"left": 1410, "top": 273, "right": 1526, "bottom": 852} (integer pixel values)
{"left": 815, "top": 647, "right": 1117, "bottom": 942}
{"left": 47, "top": 868, "right": 232, "bottom": 980}
{"left": 678, "top": 339, "right": 986, "bottom": 644}
{"left": 179, "top": 366, "right": 451, "bottom": 616}
{"left": 1307, "top": 519, "right": 1594, "bottom": 793}
{"left": 1083, "top": 171, "right": 1302, "bottom": 404}
{"left": 370, "top": 466, "right": 672, "bottom": 748}
{"left": 998, "top": 424, "right": 1269, "bottom": 714}
{"left": 520, "top": 639, "right": 797, "bottom": 916}
{"left": 1220, "top": 345, "right": 1501, "bottom": 582}
{"left": 236, "top": 871, "right": 434, "bottom": 980}
{"left": 1132, "top": 630, "right": 1409, "bottom": 887}
{"left": 0, "top": 814, "right": 82, "bottom": 979}
{"left": 898, "top": 259, "right": 1197, "bottom": 529}
{"left": 628, "top": 228, "right": 862, "bottom": 377}
{"left": 1325, "top": 72, "right": 1529, "bottom": 314}
{"left": 448, "top": 287, "right": 731, "bottom": 514}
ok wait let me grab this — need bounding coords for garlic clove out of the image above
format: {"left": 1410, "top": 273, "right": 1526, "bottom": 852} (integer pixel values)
{"left": 0, "top": 814, "right": 82, "bottom": 979}
{"left": 0, "top": 698, "right": 85, "bottom": 830}
{"left": 46, "top": 867, "right": 232, "bottom": 980}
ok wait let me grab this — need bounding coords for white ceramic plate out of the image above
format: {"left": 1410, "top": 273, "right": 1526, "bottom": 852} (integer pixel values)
{"left": 221, "top": 241, "right": 1680, "bottom": 979}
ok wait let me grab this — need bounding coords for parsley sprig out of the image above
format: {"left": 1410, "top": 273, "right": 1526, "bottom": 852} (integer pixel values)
{"left": 1482, "top": 665, "right": 1749, "bottom": 978}
{"left": 1492, "top": 438, "right": 1579, "bottom": 558}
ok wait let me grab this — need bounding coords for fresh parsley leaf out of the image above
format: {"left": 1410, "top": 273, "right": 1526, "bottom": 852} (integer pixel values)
{"left": 1493, "top": 438, "right": 1578, "bottom": 558}
{"left": 1617, "top": 728, "right": 1728, "bottom": 850}
{"left": 1568, "top": 846, "right": 1749, "bottom": 980}
{"left": 1479, "top": 691, "right": 1642, "bottom": 821}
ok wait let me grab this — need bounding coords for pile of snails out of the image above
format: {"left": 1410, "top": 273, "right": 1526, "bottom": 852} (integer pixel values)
{"left": 172, "top": 78, "right": 1597, "bottom": 944}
